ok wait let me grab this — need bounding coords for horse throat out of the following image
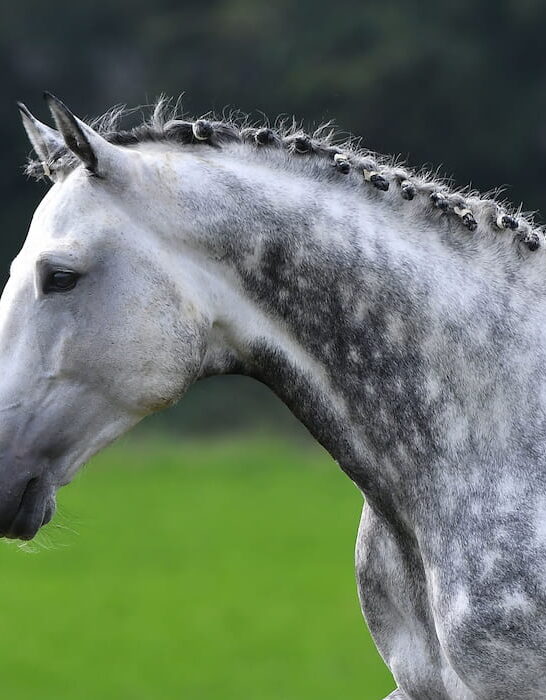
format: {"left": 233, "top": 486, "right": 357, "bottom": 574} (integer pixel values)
{"left": 197, "top": 190, "right": 439, "bottom": 501}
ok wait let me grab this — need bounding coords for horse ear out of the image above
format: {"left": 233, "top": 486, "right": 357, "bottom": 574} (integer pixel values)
{"left": 17, "top": 102, "right": 64, "bottom": 180}
{"left": 43, "top": 92, "right": 119, "bottom": 177}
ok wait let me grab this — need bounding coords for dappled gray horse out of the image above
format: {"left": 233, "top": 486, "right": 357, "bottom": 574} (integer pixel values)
{"left": 3, "top": 93, "right": 546, "bottom": 699}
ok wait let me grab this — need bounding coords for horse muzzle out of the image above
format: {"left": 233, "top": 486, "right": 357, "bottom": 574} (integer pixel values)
{"left": 0, "top": 474, "right": 56, "bottom": 540}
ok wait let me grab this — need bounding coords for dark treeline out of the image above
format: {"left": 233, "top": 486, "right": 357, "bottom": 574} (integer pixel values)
{"left": 2, "top": 0, "right": 546, "bottom": 434}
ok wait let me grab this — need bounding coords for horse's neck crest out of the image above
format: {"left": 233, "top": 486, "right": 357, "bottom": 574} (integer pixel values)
{"left": 24, "top": 98, "right": 543, "bottom": 255}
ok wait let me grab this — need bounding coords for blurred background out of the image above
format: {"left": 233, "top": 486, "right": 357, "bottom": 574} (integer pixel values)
{"left": 1, "top": 1, "right": 545, "bottom": 698}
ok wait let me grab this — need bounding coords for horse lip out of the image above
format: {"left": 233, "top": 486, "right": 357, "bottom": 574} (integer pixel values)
{"left": 3, "top": 476, "right": 55, "bottom": 541}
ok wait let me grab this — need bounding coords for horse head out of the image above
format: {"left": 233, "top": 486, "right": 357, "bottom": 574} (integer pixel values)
{"left": 0, "top": 95, "right": 211, "bottom": 539}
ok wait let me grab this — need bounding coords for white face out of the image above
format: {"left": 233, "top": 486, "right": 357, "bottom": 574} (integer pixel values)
{"left": 0, "top": 160, "right": 209, "bottom": 540}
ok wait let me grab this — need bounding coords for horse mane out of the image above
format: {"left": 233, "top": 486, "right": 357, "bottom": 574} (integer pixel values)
{"left": 25, "top": 97, "right": 543, "bottom": 252}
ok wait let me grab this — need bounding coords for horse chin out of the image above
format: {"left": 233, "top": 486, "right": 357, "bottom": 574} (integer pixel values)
{"left": 3, "top": 479, "right": 56, "bottom": 541}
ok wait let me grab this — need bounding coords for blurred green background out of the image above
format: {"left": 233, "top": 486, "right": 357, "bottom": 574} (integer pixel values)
{"left": 2, "top": 1, "right": 546, "bottom": 697}
{"left": 0, "top": 437, "right": 393, "bottom": 699}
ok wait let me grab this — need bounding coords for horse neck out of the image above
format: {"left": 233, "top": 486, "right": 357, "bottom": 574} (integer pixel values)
{"left": 174, "top": 149, "right": 546, "bottom": 508}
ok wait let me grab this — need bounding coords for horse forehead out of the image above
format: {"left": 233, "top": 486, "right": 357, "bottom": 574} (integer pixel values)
{"left": 7, "top": 182, "right": 131, "bottom": 278}
{"left": 29, "top": 175, "right": 131, "bottom": 245}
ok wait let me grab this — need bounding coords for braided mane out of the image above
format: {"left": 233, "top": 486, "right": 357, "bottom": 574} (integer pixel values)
{"left": 25, "top": 98, "right": 543, "bottom": 252}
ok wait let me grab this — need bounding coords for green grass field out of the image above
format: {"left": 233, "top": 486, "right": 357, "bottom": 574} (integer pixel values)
{"left": 0, "top": 436, "right": 394, "bottom": 700}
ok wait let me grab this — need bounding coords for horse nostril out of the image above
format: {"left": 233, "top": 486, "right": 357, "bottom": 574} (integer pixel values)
{"left": 19, "top": 476, "right": 39, "bottom": 505}
{"left": 23, "top": 476, "right": 38, "bottom": 491}
{"left": 41, "top": 496, "right": 56, "bottom": 527}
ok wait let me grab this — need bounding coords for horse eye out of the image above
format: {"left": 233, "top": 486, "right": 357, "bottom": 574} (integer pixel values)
{"left": 43, "top": 270, "right": 80, "bottom": 293}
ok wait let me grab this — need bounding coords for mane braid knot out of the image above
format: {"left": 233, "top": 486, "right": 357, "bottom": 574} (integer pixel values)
{"left": 400, "top": 179, "right": 416, "bottom": 200}
{"left": 496, "top": 212, "right": 519, "bottom": 231}
{"left": 430, "top": 191, "right": 450, "bottom": 211}
{"left": 192, "top": 119, "right": 214, "bottom": 141}
{"left": 454, "top": 206, "right": 478, "bottom": 231}
{"left": 255, "top": 128, "right": 278, "bottom": 146}
{"left": 363, "top": 169, "right": 389, "bottom": 191}
{"left": 290, "top": 135, "right": 313, "bottom": 154}
{"left": 333, "top": 153, "right": 351, "bottom": 174}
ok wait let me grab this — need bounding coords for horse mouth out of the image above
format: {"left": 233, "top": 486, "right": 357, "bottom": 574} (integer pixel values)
{"left": 2, "top": 477, "right": 56, "bottom": 541}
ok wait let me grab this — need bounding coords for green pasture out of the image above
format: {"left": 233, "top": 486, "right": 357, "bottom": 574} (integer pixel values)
{"left": 0, "top": 436, "right": 394, "bottom": 700}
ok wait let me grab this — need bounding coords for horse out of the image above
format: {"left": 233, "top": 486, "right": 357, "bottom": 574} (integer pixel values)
{"left": 3, "top": 92, "right": 546, "bottom": 699}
